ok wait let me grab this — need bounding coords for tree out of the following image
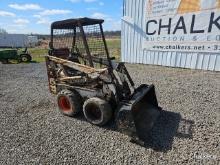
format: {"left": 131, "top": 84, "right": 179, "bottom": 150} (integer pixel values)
{"left": 0, "top": 28, "right": 8, "bottom": 34}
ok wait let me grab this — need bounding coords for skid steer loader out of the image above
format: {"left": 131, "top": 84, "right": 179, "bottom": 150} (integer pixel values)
{"left": 45, "top": 18, "right": 161, "bottom": 144}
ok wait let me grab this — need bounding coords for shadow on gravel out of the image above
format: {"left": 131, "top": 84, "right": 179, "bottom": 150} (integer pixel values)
{"left": 30, "top": 61, "right": 38, "bottom": 63}
{"left": 74, "top": 110, "right": 194, "bottom": 152}
{"left": 1, "top": 61, "right": 39, "bottom": 64}
{"left": 143, "top": 110, "right": 194, "bottom": 152}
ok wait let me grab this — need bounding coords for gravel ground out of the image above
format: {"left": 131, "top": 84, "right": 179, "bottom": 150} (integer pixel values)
{"left": 0, "top": 63, "right": 219, "bottom": 165}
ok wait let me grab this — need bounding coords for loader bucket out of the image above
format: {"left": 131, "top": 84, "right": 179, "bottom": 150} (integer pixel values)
{"left": 116, "top": 84, "right": 161, "bottom": 143}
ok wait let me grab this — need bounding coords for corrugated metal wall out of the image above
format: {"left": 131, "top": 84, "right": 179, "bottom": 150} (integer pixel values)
{"left": 0, "top": 34, "right": 28, "bottom": 48}
{"left": 121, "top": 0, "right": 220, "bottom": 71}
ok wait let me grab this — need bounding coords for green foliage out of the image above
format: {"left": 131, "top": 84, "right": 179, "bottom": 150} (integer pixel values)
{"left": 27, "top": 48, "right": 48, "bottom": 63}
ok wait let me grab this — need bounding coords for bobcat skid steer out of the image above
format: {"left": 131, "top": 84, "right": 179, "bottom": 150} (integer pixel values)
{"left": 45, "top": 18, "right": 161, "bottom": 144}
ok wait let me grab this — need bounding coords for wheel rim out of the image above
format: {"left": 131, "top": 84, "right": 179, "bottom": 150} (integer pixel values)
{"left": 22, "top": 56, "right": 28, "bottom": 62}
{"left": 85, "top": 103, "right": 101, "bottom": 120}
{"left": 58, "top": 96, "right": 71, "bottom": 112}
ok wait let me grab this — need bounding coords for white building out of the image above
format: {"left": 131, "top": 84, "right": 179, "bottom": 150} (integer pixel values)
{"left": 121, "top": 0, "right": 220, "bottom": 71}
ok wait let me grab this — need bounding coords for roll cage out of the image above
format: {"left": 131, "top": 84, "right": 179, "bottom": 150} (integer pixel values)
{"left": 49, "top": 17, "right": 113, "bottom": 69}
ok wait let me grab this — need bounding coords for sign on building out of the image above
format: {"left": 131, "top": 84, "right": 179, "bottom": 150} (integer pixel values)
{"left": 143, "top": 0, "right": 220, "bottom": 53}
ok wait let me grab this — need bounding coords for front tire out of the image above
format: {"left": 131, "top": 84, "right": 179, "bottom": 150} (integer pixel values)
{"left": 1, "top": 59, "right": 9, "bottom": 64}
{"left": 57, "top": 90, "right": 82, "bottom": 117}
{"left": 83, "top": 97, "right": 112, "bottom": 126}
{"left": 20, "top": 54, "right": 32, "bottom": 62}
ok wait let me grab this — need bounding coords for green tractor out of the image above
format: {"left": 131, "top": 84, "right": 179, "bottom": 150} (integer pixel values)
{"left": 0, "top": 48, "right": 32, "bottom": 64}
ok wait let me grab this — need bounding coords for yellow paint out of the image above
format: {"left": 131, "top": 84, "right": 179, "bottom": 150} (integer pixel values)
{"left": 178, "top": 0, "right": 200, "bottom": 14}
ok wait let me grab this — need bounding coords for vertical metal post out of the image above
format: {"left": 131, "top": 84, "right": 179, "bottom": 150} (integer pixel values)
{"left": 50, "top": 27, "right": 53, "bottom": 49}
{"left": 78, "top": 23, "right": 94, "bottom": 67}
{"left": 72, "top": 27, "right": 76, "bottom": 49}
{"left": 99, "top": 23, "right": 113, "bottom": 69}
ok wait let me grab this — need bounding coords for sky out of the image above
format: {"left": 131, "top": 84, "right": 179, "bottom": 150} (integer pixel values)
{"left": 0, "top": 0, "right": 123, "bottom": 34}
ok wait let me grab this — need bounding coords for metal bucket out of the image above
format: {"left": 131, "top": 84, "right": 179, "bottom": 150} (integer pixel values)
{"left": 116, "top": 84, "right": 161, "bottom": 143}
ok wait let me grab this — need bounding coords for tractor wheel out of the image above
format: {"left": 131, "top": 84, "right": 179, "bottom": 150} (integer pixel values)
{"left": 83, "top": 97, "right": 112, "bottom": 126}
{"left": 1, "top": 59, "right": 9, "bottom": 64}
{"left": 57, "top": 90, "right": 82, "bottom": 117}
{"left": 20, "top": 54, "right": 32, "bottom": 63}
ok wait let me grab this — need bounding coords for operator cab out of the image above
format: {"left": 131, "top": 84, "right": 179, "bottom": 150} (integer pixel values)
{"left": 49, "top": 17, "right": 114, "bottom": 69}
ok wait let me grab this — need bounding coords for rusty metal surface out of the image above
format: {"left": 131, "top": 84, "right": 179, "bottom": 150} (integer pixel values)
{"left": 47, "top": 55, "right": 107, "bottom": 74}
{"left": 45, "top": 56, "right": 57, "bottom": 94}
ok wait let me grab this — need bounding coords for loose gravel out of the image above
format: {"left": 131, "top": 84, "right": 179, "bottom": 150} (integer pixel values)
{"left": 0, "top": 63, "right": 219, "bottom": 165}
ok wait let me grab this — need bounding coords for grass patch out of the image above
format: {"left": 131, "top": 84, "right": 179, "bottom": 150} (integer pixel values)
{"left": 106, "top": 38, "right": 121, "bottom": 60}
{"left": 28, "top": 48, "right": 48, "bottom": 56}
{"left": 28, "top": 48, "right": 48, "bottom": 63}
{"left": 28, "top": 38, "right": 121, "bottom": 63}
{"left": 106, "top": 38, "right": 121, "bottom": 49}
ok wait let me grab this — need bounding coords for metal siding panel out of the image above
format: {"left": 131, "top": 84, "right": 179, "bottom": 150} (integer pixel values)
{"left": 170, "top": 52, "right": 177, "bottom": 67}
{"left": 162, "top": 52, "right": 167, "bottom": 66}
{"left": 166, "top": 52, "right": 172, "bottom": 66}
{"left": 175, "top": 52, "right": 181, "bottom": 67}
{"left": 122, "top": 21, "right": 126, "bottom": 62}
{"left": 143, "top": 49, "right": 147, "bottom": 64}
{"left": 180, "top": 53, "right": 186, "bottom": 67}
{"left": 158, "top": 52, "right": 163, "bottom": 65}
{"left": 135, "top": 0, "right": 142, "bottom": 64}
{"left": 121, "top": 21, "right": 125, "bottom": 62}
{"left": 202, "top": 55, "right": 210, "bottom": 70}
{"left": 215, "top": 55, "right": 220, "bottom": 71}
{"left": 151, "top": 52, "right": 155, "bottom": 64}
{"left": 190, "top": 53, "right": 198, "bottom": 69}
{"left": 126, "top": 0, "right": 131, "bottom": 63}
{"left": 130, "top": 25, "right": 134, "bottom": 63}
{"left": 196, "top": 54, "right": 204, "bottom": 70}
{"left": 142, "top": 49, "right": 145, "bottom": 64}
{"left": 185, "top": 53, "right": 192, "bottom": 68}
{"left": 161, "top": 53, "right": 165, "bottom": 66}
{"left": 148, "top": 48, "right": 152, "bottom": 64}
{"left": 124, "top": 22, "right": 128, "bottom": 62}
{"left": 132, "top": 0, "right": 138, "bottom": 63}
{"left": 208, "top": 55, "right": 216, "bottom": 71}
{"left": 129, "top": 0, "right": 135, "bottom": 63}
{"left": 130, "top": 0, "right": 134, "bottom": 63}
{"left": 152, "top": 52, "right": 155, "bottom": 64}
{"left": 124, "top": 22, "right": 129, "bottom": 63}
{"left": 140, "top": 0, "right": 145, "bottom": 64}
{"left": 127, "top": 24, "right": 131, "bottom": 63}
{"left": 126, "top": 0, "right": 130, "bottom": 17}
{"left": 147, "top": 51, "right": 151, "bottom": 64}
{"left": 122, "top": 0, "right": 219, "bottom": 71}
{"left": 124, "top": 0, "right": 127, "bottom": 16}
{"left": 154, "top": 52, "right": 159, "bottom": 64}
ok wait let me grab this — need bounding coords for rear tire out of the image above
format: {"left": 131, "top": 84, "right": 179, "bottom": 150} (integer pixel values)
{"left": 83, "top": 97, "right": 112, "bottom": 126}
{"left": 20, "top": 54, "right": 32, "bottom": 62}
{"left": 1, "top": 59, "right": 9, "bottom": 64}
{"left": 57, "top": 90, "right": 82, "bottom": 117}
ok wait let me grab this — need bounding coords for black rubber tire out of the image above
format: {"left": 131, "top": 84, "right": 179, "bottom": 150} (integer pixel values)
{"left": 57, "top": 89, "right": 82, "bottom": 117}
{"left": 83, "top": 97, "right": 112, "bottom": 126}
{"left": 20, "top": 54, "right": 32, "bottom": 62}
{"left": 1, "top": 59, "right": 9, "bottom": 64}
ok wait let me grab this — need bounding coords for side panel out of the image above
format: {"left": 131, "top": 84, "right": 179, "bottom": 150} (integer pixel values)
{"left": 0, "top": 34, "right": 28, "bottom": 48}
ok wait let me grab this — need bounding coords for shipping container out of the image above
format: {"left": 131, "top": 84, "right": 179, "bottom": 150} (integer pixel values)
{"left": 0, "top": 34, "right": 38, "bottom": 48}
